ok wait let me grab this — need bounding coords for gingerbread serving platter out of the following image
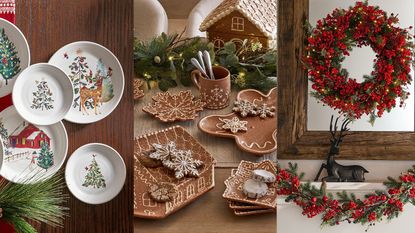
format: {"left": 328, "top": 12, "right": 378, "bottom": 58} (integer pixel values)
{"left": 134, "top": 126, "right": 216, "bottom": 219}
{"left": 142, "top": 90, "right": 205, "bottom": 122}
{"left": 198, "top": 87, "right": 277, "bottom": 155}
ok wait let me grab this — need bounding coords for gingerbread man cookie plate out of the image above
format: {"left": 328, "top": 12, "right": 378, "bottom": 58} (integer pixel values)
{"left": 198, "top": 87, "right": 277, "bottom": 155}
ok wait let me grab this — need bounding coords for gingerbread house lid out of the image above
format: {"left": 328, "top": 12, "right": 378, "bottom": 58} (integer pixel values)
{"left": 199, "top": 0, "right": 278, "bottom": 39}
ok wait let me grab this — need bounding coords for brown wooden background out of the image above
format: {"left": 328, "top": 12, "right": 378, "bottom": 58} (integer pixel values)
{"left": 15, "top": 0, "right": 134, "bottom": 232}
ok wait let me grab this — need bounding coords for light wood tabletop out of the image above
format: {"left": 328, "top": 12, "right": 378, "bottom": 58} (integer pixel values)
{"left": 133, "top": 85, "right": 276, "bottom": 233}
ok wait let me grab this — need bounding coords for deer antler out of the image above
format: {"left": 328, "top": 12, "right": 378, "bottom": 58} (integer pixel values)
{"left": 336, "top": 118, "right": 352, "bottom": 146}
{"left": 329, "top": 115, "right": 337, "bottom": 142}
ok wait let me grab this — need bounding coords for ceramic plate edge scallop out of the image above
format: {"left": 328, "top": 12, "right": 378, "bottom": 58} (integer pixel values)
{"left": 0, "top": 18, "right": 30, "bottom": 98}
{"left": 12, "top": 63, "right": 74, "bottom": 125}
{"left": 48, "top": 41, "right": 125, "bottom": 124}
{"left": 0, "top": 105, "right": 68, "bottom": 183}
{"left": 65, "top": 143, "right": 126, "bottom": 204}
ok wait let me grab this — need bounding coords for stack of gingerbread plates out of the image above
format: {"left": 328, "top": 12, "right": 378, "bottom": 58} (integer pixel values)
{"left": 223, "top": 160, "right": 278, "bottom": 216}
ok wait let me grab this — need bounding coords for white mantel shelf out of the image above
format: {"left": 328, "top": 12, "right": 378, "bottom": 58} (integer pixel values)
{"left": 277, "top": 182, "right": 415, "bottom": 233}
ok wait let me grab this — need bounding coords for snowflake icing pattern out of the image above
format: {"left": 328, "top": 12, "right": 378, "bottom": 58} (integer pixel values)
{"left": 233, "top": 100, "right": 257, "bottom": 117}
{"left": 149, "top": 141, "right": 177, "bottom": 161}
{"left": 219, "top": 117, "right": 248, "bottom": 134}
{"left": 256, "top": 103, "right": 276, "bottom": 118}
{"left": 162, "top": 150, "right": 204, "bottom": 179}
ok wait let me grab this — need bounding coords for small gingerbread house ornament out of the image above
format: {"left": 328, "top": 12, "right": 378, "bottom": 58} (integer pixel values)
{"left": 199, "top": 0, "right": 278, "bottom": 50}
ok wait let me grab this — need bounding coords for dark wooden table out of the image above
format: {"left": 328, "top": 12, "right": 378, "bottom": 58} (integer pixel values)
{"left": 16, "top": 1, "right": 134, "bottom": 232}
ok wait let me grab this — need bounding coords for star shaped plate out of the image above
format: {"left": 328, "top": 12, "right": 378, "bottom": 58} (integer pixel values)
{"left": 223, "top": 160, "right": 278, "bottom": 209}
{"left": 198, "top": 87, "right": 277, "bottom": 155}
{"left": 134, "top": 126, "right": 216, "bottom": 219}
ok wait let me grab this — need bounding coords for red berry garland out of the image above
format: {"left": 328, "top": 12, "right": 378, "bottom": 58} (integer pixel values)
{"left": 277, "top": 163, "right": 415, "bottom": 227}
{"left": 304, "top": 1, "right": 415, "bottom": 121}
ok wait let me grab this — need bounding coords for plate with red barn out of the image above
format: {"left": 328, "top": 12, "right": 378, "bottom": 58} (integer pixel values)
{"left": 0, "top": 105, "right": 68, "bottom": 183}
{"left": 48, "top": 41, "right": 125, "bottom": 124}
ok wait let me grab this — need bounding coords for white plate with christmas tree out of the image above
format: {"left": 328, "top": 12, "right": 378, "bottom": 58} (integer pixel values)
{"left": 0, "top": 105, "right": 68, "bottom": 183}
{"left": 12, "top": 63, "right": 74, "bottom": 125}
{"left": 48, "top": 41, "right": 125, "bottom": 124}
{"left": 0, "top": 18, "right": 30, "bottom": 98}
{"left": 65, "top": 143, "right": 126, "bottom": 204}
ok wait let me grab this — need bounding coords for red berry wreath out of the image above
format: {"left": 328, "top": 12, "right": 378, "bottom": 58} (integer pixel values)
{"left": 304, "top": 1, "right": 415, "bottom": 121}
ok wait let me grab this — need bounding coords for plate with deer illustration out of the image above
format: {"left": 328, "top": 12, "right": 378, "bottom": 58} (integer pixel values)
{"left": 65, "top": 143, "right": 126, "bottom": 204}
{"left": 12, "top": 63, "right": 73, "bottom": 126}
{"left": 48, "top": 41, "right": 125, "bottom": 124}
{"left": 0, "top": 105, "right": 68, "bottom": 183}
{"left": 0, "top": 18, "right": 31, "bottom": 98}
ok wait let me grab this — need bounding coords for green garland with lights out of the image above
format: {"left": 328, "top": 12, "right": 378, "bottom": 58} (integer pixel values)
{"left": 133, "top": 32, "right": 277, "bottom": 92}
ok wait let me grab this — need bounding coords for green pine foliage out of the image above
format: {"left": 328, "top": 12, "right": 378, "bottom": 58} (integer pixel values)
{"left": 69, "top": 56, "right": 90, "bottom": 110}
{"left": 133, "top": 32, "right": 277, "bottom": 92}
{"left": 82, "top": 156, "right": 106, "bottom": 189}
{"left": 37, "top": 142, "right": 54, "bottom": 170}
{"left": 30, "top": 80, "right": 54, "bottom": 111}
{"left": 0, "top": 28, "right": 21, "bottom": 85}
{"left": 0, "top": 173, "right": 68, "bottom": 233}
{"left": 216, "top": 40, "right": 277, "bottom": 92}
{"left": 0, "top": 117, "right": 8, "bottom": 142}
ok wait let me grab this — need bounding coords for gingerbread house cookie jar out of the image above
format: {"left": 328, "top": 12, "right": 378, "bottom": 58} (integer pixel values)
{"left": 199, "top": 0, "right": 277, "bottom": 50}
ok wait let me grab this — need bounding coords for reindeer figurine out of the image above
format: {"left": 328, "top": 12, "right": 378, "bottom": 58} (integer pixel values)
{"left": 314, "top": 115, "right": 369, "bottom": 182}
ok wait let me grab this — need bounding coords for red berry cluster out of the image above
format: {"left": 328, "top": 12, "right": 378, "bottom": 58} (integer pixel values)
{"left": 276, "top": 164, "right": 415, "bottom": 226}
{"left": 304, "top": 1, "right": 414, "bottom": 120}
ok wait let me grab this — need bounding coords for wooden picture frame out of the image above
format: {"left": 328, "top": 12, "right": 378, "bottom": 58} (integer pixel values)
{"left": 277, "top": 0, "right": 415, "bottom": 160}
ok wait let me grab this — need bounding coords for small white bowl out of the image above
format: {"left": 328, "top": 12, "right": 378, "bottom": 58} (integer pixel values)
{"left": 12, "top": 63, "right": 73, "bottom": 126}
{"left": 65, "top": 143, "right": 126, "bottom": 205}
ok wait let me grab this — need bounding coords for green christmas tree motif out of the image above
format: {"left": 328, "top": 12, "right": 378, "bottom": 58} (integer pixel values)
{"left": 31, "top": 79, "right": 54, "bottom": 110}
{"left": 82, "top": 155, "right": 106, "bottom": 189}
{"left": 37, "top": 142, "right": 54, "bottom": 170}
{"left": 0, "top": 118, "right": 8, "bottom": 142}
{"left": 0, "top": 118, "right": 11, "bottom": 156}
{"left": 0, "top": 28, "right": 21, "bottom": 85}
{"left": 68, "top": 53, "right": 93, "bottom": 111}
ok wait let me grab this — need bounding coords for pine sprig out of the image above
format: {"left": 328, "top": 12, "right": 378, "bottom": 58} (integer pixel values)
{"left": 0, "top": 173, "right": 68, "bottom": 233}
{"left": 133, "top": 33, "right": 277, "bottom": 92}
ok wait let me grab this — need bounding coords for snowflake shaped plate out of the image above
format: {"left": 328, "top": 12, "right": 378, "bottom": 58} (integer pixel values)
{"left": 134, "top": 126, "right": 216, "bottom": 219}
{"left": 198, "top": 87, "right": 277, "bottom": 155}
{"left": 0, "top": 105, "right": 68, "bottom": 183}
{"left": 12, "top": 63, "right": 73, "bottom": 125}
{"left": 48, "top": 41, "right": 125, "bottom": 124}
{"left": 223, "top": 160, "right": 278, "bottom": 209}
{"left": 65, "top": 143, "right": 126, "bottom": 205}
{"left": 142, "top": 90, "right": 205, "bottom": 122}
{"left": 0, "top": 18, "right": 30, "bottom": 98}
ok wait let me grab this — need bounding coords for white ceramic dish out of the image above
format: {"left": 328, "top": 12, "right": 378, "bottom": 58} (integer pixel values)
{"left": 12, "top": 63, "right": 73, "bottom": 125}
{"left": 0, "top": 105, "right": 68, "bottom": 183}
{"left": 48, "top": 41, "right": 125, "bottom": 124}
{"left": 65, "top": 143, "right": 126, "bottom": 205}
{"left": 0, "top": 18, "right": 30, "bottom": 98}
